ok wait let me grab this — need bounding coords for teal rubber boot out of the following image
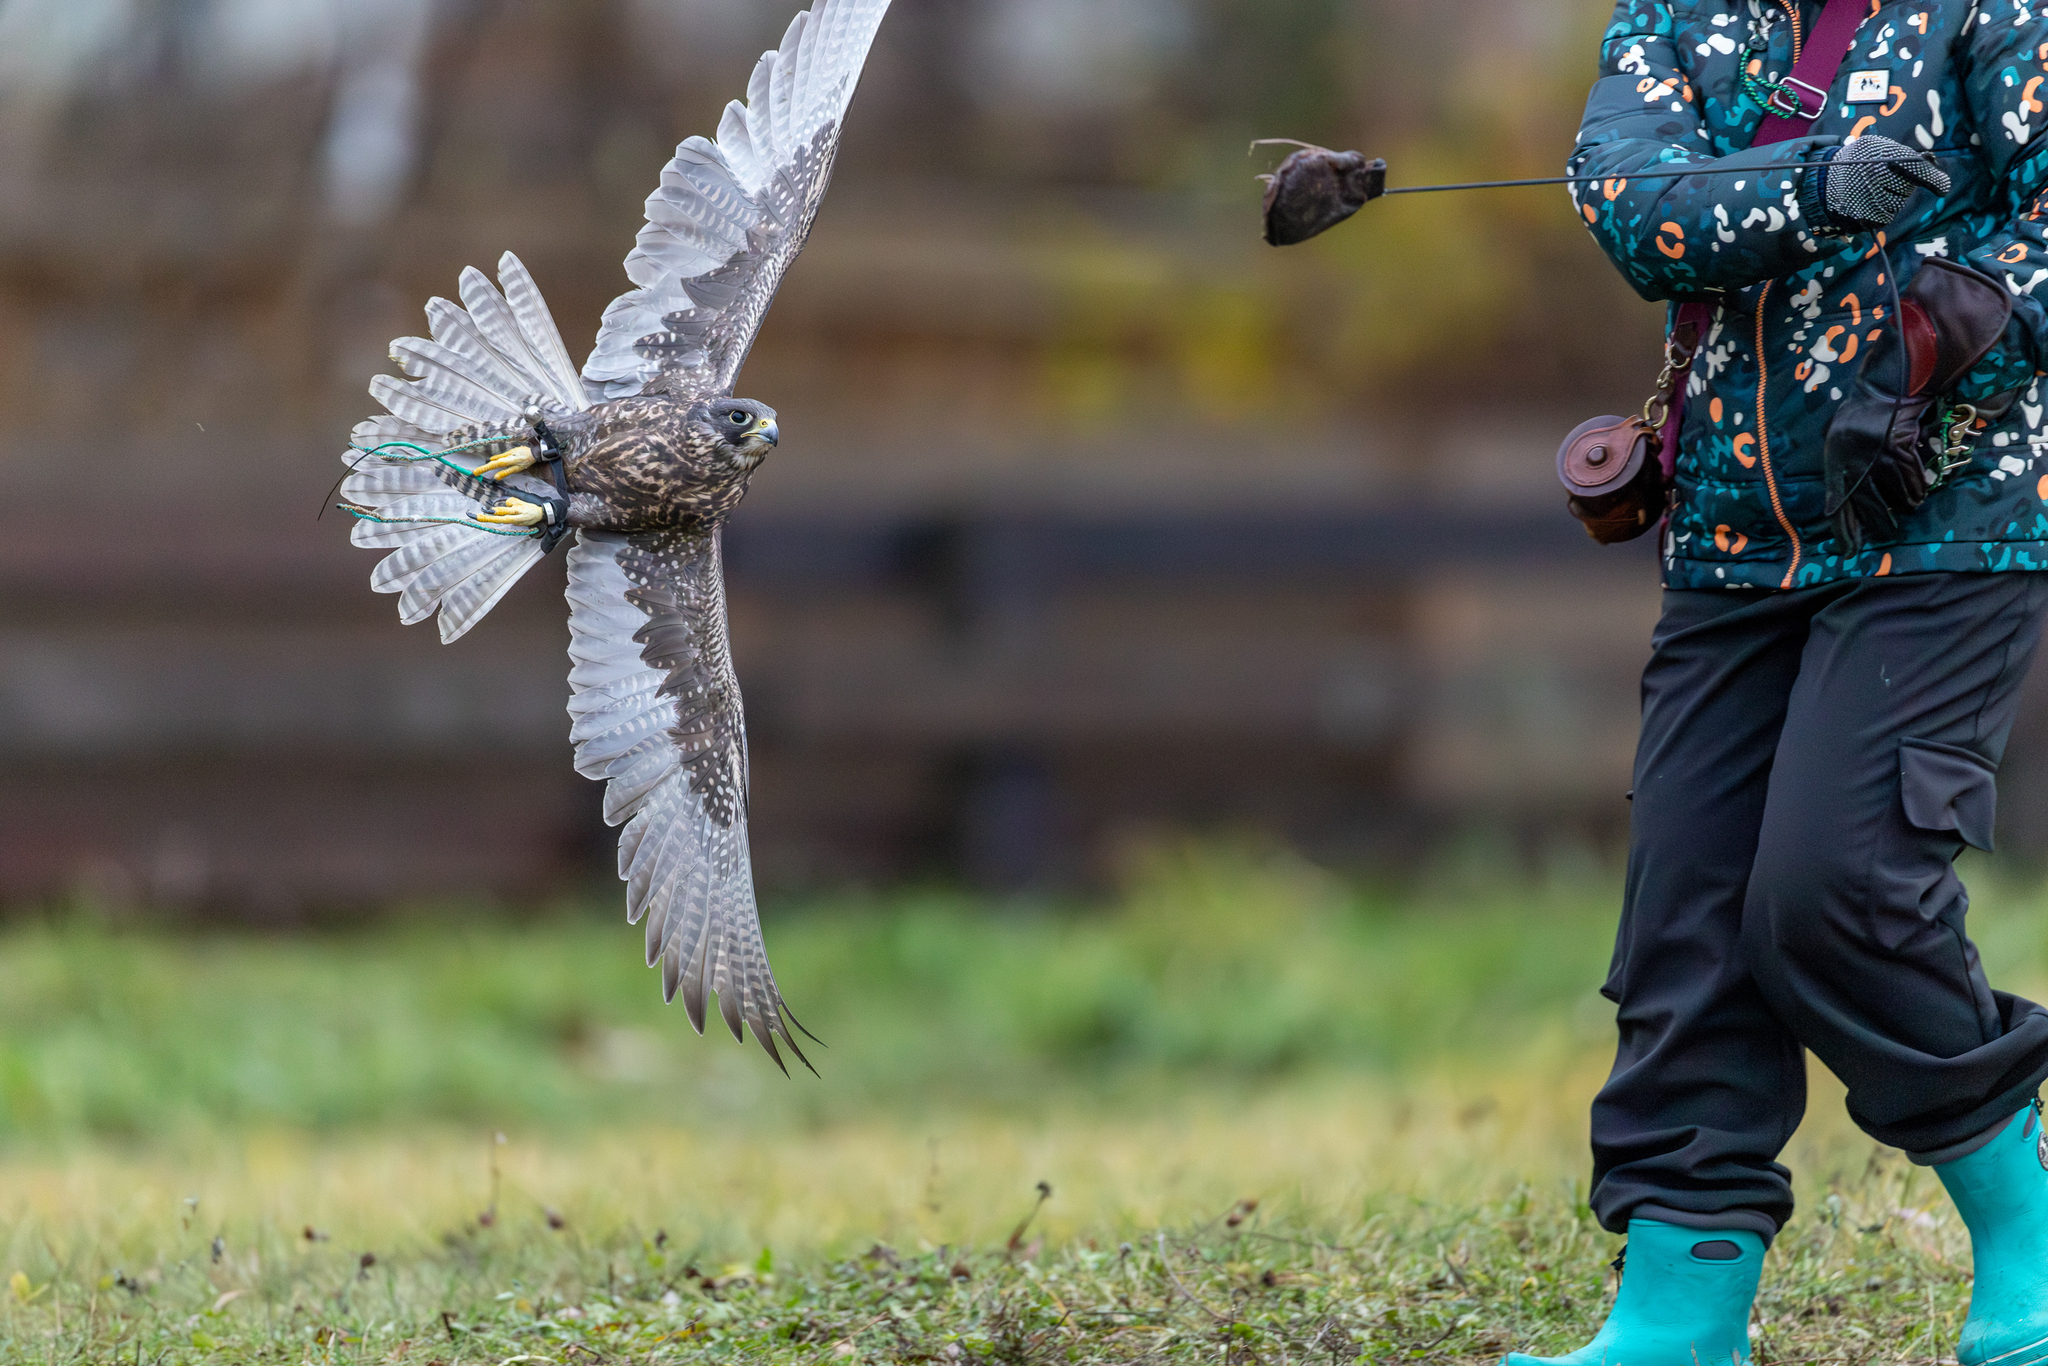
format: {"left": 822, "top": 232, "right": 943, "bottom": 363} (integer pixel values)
{"left": 1934, "top": 1103, "right": 2048, "bottom": 1366}
{"left": 1502, "top": 1219, "right": 1763, "bottom": 1365}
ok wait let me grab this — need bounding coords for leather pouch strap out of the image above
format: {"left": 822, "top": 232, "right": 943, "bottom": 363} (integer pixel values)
{"left": 1658, "top": 306, "right": 1709, "bottom": 481}
{"left": 1658, "top": 0, "right": 1867, "bottom": 472}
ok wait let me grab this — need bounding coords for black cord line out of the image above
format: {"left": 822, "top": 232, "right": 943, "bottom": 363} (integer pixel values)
{"left": 1383, "top": 158, "right": 1946, "bottom": 195}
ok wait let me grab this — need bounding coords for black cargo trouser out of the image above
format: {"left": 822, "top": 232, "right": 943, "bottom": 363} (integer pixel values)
{"left": 1590, "top": 571, "right": 2048, "bottom": 1241}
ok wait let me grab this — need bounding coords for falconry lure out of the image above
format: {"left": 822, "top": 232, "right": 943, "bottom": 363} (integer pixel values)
{"left": 337, "top": 0, "right": 893, "bottom": 1071}
{"left": 1251, "top": 141, "right": 1945, "bottom": 245}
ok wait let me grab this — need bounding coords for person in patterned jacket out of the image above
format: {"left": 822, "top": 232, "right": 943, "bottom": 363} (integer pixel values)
{"left": 1507, "top": 3, "right": 2048, "bottom": 1365}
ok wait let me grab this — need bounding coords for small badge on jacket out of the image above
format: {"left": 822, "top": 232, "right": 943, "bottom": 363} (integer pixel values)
{"left": 1847, "top": 70, "right": 1891, "bottom": 104}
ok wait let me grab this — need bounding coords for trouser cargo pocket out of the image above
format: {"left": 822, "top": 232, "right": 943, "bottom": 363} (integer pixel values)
{"left": 1592, "top": 576, "right": 2048, "bottom": 1228}
{"left": 1900, "top": 736, "right": 1998, "bottom": 852}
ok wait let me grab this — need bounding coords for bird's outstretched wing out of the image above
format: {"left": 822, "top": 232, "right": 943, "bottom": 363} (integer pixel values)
{"left": 566, "top": 528, "right": 809, "bottom": 1071}
{"left": 582, "top": 0, "right": 891, "bottom": 401}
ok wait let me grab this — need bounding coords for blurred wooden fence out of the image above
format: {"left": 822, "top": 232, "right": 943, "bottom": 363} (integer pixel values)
{"left": 8, "top": 1, "right": 2048, "bottom": 911}
{"left": 0, "top": 455, "right": 1657, "bottom": 909}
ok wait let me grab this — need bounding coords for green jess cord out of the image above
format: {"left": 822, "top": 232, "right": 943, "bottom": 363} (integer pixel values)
{"left": 1935, "top": 1102, "right": 2048, "bottom": 1366}
{"left": 1502, "top": 1219, "right": 1762, "bottom": 1366}
{"left": 335, "top": 439, "right": 544, "bottom": 538}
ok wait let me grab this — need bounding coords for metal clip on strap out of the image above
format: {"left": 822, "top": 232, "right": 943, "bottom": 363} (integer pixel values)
{"left": 1929, "top": 403, "right": 1980, "bottom": 491}
{"left": 523, "top": 404, "right": 569, "bottom": 485}
{"left": 533, "top": 491, "right": 571, "bottom": 554}
{"left": 1768, "top": 76, "right": 1830, "bottom": 120}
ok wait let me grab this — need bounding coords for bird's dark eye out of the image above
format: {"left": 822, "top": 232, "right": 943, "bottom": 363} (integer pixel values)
{"left": 727, "top": 410, "right": 748, "bottom": 424}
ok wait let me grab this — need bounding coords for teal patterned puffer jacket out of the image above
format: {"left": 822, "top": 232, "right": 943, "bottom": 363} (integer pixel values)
{"left": 1571, "top": 0, "right": 2048, "bottom": 588}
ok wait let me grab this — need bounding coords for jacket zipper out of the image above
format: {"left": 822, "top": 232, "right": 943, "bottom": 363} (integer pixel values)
{"left": 1752, "top": 282, "right": 1804, "bottom": 587}
{"left": 1756, "top": 1, "right": 1804, "bottom": 588}
{"left": 1771, "top": 0, "right": 1804, "bottom": 62}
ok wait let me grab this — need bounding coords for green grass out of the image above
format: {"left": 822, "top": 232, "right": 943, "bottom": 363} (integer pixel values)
{"left": 1, "top": 842, "right": 2045, "bottom": 1362}
{"left": 0, "top": 842, "right": 1637, "bottom": 1139}
{"left": 0, "top": 1160, "right": 1990, "bottom": 1365}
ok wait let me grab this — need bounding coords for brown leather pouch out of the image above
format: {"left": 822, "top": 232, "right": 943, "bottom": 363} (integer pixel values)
{"left": 1558, "top": 415, "right": 1664, "bottom": 544}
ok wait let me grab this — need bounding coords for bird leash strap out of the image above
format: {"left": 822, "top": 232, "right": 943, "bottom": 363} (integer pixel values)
{"left": 522, "top": 403, "right": 575, "bottom": 553}
{"left": 1659, "top": 0, "right": 1869, "bottom": 481}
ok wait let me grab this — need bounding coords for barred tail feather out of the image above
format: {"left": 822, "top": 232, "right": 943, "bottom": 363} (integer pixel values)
{"left": 397, "top": 531, "right": 519, "bottom": 624}
{"left": 438, "top": 540, "right": 547, "bottom": 641}
{"left": 345, "top": 252, "right": 592, "bottom": 642}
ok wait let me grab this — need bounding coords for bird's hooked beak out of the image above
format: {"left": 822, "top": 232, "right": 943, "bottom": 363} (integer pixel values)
{"left": 755, "top": 417, "right": 779, "bottom": 447}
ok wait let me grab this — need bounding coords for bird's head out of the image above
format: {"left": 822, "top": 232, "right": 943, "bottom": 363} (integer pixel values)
{"left": 690, "top": 397, "right": 779, "bottom": 473}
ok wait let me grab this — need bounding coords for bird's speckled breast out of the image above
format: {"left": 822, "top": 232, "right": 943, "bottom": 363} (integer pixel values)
{"left": 565, "top": 394, "right": 753, "bottom": 533}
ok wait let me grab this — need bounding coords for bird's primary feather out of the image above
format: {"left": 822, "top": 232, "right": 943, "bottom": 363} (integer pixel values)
{"left": 566, "top": 531, "right": 808, "bottom": 1070}
{"left": 340, "top": 0, "right": 892, "bottom": 1062}
{"left": 584, "top": 0, "right": 892, "bottom": 402}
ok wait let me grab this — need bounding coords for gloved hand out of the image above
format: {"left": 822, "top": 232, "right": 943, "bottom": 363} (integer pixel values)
{"left": 1824, "top": 259, "right": 2013, "bottom": 549}
{"left": 1803, "top": 135, "right": 1951, "bottom": 236}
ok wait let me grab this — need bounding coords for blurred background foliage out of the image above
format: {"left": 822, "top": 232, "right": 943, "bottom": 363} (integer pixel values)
{"left": 0, "top": 0, "right": 1728, "bottom": 915}
{"left": 0, "top": 0, "right": 1647, "bottom": 446}
{"left": 8, "top": 841, "right": 2048, "bottom": 1146}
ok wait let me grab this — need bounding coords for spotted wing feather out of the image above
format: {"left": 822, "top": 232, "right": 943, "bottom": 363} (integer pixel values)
{"left": 582, "top": 0, "right": 892, "bottom": 401}
{"left": 564, "top": 530, "right": 808, "bottom": 1070}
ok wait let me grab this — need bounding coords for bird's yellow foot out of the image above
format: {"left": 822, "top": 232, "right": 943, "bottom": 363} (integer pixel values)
{"left": 473, "top": 497, "right": 546, "bottom": 528}
{"left": 473, "top": 444, "right": 536, "bottom": 480}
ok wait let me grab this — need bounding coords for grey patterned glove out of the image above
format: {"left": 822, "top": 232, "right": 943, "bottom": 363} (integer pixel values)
{"left": 1803, "top": 136, "right": 1951, "bottom": 236}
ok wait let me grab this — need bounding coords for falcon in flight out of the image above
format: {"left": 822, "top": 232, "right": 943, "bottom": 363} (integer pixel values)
{"left": 336, "top": 0, "right": 894, "bottom": 1071}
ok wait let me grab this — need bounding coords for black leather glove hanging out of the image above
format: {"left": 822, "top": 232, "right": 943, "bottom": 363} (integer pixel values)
{"left": 1824, "top": 259, "right": 2012, "bottom": 549}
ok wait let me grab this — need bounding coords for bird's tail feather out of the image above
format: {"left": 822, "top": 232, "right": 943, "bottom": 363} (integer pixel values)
{"left": 342, "top": 253, "right": 591, "bottom": 643}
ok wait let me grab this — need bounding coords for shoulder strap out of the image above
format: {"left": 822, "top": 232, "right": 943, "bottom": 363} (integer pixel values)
{"left": 1753, "top": 0, "right": 1869, "bottom": 145}
{"left": 1661, "top": 0, "right": 1868, "bottom": 477}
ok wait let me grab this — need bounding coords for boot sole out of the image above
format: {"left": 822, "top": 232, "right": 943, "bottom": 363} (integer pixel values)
{"left": 1976, "top": 1330, "right": 2048, "bottom": 1366}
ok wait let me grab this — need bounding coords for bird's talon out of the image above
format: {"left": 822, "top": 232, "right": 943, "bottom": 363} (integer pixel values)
{"left": 472, "top": 497, "right": 546, "bottom": 528}
{"left": 474, "top": 445, "right": 537, "bottom": 480}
